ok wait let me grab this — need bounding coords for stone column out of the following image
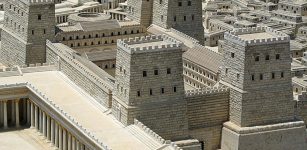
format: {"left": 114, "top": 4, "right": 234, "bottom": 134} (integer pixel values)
{"left": 47, "top": 115, "right": 51, "bottom": 140}
{"left": 27, "top": 100, "right": 31, "bottom": 125}
{"left": 63, "top": 129, "right": 67, "bottom": 150}
{"left": 35, "top": 105, "right": 39, "bottom": 130}
{"left": 51, "top": 119, "right": 55, "bottom": 145}
{"left": 59, "top": 126, "right": 63, "bottom": 150}
{"left": 15, "top": 100, "right": 20, "bottom": 127}
{"left": 30, "top": 102, "right": 34, "bottom": 128}
{"left": 80, "top": 144, "right": 84, "bottom": 150}
{"left": 68, "top": 133, "right": 71, "bottom": 150}
{"left": 43, "top": 112, "right": 46, "bottom": 137}
{"left": 55, "top": 123, "right": 59, "bottom": 147}
{"left": 0, "top": 101, "right": 3, "bottom": 126}
{"left": 11, "top": 101, "right": 15, "bottom": 124}
{"left": 23, "top": 100, "right": 27, "bottom": 124}
{"left": 39, "top": 109, "right": 43, "bottom": 133}
{"left": 3, "top": 101, "right": 7, "bottom": 129}
{"left": 76, "top": 140, "right": 80, "bottom": 150}
{"left": 72, "top": 136, "right": 75, "bottom": 150}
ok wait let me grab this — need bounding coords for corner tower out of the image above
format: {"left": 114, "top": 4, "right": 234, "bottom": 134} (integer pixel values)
{"left": 220, "top": 27, "right": 306, "bottom": 150}
{"left": 113, "top": 35, "right": 188, "bottom": 140}
{"left": 152, "top": 0, "right": 204, "bottom": 43}
{"left": 0, "top": 0, "right": 55, "bottom": 66}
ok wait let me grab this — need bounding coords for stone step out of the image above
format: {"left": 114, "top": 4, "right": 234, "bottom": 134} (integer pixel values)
{"left": 126, "top": 125, "right": 162, "bottom": 150}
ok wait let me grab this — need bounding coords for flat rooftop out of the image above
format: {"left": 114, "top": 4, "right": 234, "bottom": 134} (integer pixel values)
{"left": 0, "top": 71, "right": 163, "bottom": 150}
{"left": 129, "top": 41, "right": 171, "bottom": 48}
{"left": 238, "top": 32, "right": 275, "bottom": 40}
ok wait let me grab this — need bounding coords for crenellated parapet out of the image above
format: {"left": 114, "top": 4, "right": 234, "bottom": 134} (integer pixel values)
{"left": 224, "top": 27, "right": 290, "bottom": 46}
{"left": 185, "top": 86, "right": 229, "bottom": 97}
{"left": 117, "top": 34, "right": 183, "bottom": 54}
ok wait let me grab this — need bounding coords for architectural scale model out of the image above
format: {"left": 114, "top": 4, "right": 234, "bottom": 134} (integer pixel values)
{"left": 0, "top": 0, "right": 306, "bottom": 150}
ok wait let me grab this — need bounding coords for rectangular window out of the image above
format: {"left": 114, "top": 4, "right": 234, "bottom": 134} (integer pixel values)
{"left": 32, "top": 30, "right": 34, "bottom": 35}
{"left": 272, "top": 73, "right": 275, "bottom": 79}
{"left": 143, "top": 71, "right": 147, "bottom": 77}
{"left": 178, "top": 2, "right": 182, "bottom": 6}
{"left": 281, "top": 72, "right": 284, "bottom": 78}
{"left": 137, "top": 91, "right": 141, "bottom": 97}
{"left": 265, "top": 55, "right": 270, "bottom": 60}
{"left": 154, "top": 69, "right": 158, "bottom": 75}
{"left": 38, "top": 14, "right": 42, "bottom": 20}
{"left": 173, "top": 86, "right": 177, "bottom": 92}
{"left": 167, "top": 68, "right": 171, "bottom": 74}
{"left": 255, "top": 55, "right": 259, "bottom": 61}
{"left": 231, "top": 52, "right": 235, "bottom": 58}
{"left": 150, "top": 89, "right": 153, "bottom": 95}
{"left": 188, "top": 1, "right": 192, "bottom": 6}
{"left": 276, "top": 54, "right": 280, "bottom": 60}
{"left": 251, "top": 74, "right": 255, "bottom": 81}
{"left": 43, "top": 29, "right": 46, "bottom": 34}
{"left": 260, "top": 74, "right": 263, "bottom": 80}
{"left": 161, "top": 88, "right": 164, "bottom": 94}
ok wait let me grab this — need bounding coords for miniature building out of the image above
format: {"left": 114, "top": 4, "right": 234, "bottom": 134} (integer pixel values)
{"left": 220, "top": 26, "right": 306, "bottom": 150}
{"left": 0, "top": 0, "right": 55, "bottom": 66}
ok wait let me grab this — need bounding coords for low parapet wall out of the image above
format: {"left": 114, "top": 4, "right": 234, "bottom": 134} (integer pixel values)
{"left": 0, "top": 63, "right": 57, "bottom": 77}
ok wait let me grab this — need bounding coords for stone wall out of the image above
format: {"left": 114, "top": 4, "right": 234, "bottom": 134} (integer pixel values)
{"left": 46, "top": 41, "right": 114, "bottom": 108}
{"left": 186, "top": 87, "right": 229, "bottom": 150}
{"left": 186, "top": 87, "right": 229, "bottom": 129}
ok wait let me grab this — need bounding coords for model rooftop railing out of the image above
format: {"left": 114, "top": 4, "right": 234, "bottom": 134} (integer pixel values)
{"left": 117, "top": 34, "right": 183, "bottom": 54}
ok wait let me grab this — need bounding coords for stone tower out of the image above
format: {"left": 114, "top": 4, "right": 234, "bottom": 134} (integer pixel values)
{"left": 152, "top": 0, "right": 204, "bottom": 43}
{"left": 220, "top": 27, "right": 306, "bottom": 150}
{"left": 127, "top": 0, "right": 153, "bottom": 28}
{"left": 0, "top": 0, "right": 55, "bottom": 66}
{"left": 113, "top": 35, "right": 188, "bottom": 140}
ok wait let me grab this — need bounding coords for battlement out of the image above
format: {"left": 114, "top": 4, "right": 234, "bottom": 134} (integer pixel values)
{"left": 19, "top": 0, "right": 54, "bottom": 5}
{"left": 117, "top": 34, "right": 183, "bottom": 54}
{"left": 224, "top": 27, "right": 290, "bottom": 46}
{"left": 185, "top": 86, "right": 229, "bottom": 97}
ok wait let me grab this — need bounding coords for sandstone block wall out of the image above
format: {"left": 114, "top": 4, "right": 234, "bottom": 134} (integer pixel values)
{"left": 186, "top": 88, "right": 229, "bottom": 129}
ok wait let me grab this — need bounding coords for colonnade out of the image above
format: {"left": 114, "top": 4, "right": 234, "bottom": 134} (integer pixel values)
{"left": 0, "top": 99, "right": 27, "bottom": 128}
{"left": 0, "top": 98, "right": 89, "bottom": 150}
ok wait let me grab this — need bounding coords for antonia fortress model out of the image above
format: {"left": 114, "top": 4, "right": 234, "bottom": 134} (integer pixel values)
{"left": 0, "top": 0, "right": 306, "bottom": 150}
